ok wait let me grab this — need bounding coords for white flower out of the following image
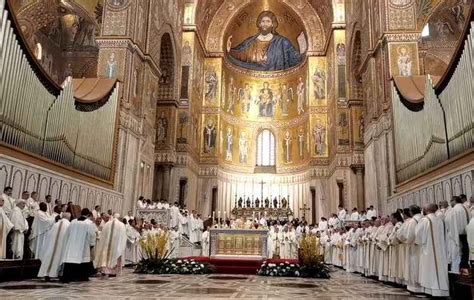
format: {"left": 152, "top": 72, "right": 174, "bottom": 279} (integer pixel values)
{"left": 294, "top": 271, "right": 300, "bottom": 276}
{"left": 280, "top": 263, "right": 284, "bottom": 266}
{"left": 268, "top": 263, "right": 276, "bottom": 267}
{"left": 270, "top": 272, "right": 274, "bottom": 276}
{"left": 200, "top": 264, "right": 204, "bottom": 268}
{"left": 177, "top": 260, "right": 182, "bottom": 263}
{"left": 290, "top": 264, "right": 295, "bottom": 267}
{"left": 165, "top": 268, "right": 169, "bottom": 271}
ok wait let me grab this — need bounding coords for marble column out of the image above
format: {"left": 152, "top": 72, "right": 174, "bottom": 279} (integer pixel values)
{"left": 355, "top": 167, "right": 365, "bottom": 210}
{"left": 162, "top": 164, "right": 172, "bottom": 201}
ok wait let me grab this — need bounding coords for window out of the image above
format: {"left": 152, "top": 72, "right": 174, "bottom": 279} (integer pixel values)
{"left": 257, "top": 129, "right": 275, "bottom": 166}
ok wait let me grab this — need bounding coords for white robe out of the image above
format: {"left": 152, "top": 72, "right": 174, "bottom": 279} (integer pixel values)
{"left": 0, "top": 207, "right": 13, "bottom": 258}
{"left": 467, "top": 217, "right": 474, "bottom": 261}
{"left": 168, "top": 230, "right": 180, "bottom": 258}
{"left": 29, "top": 210, "right": 55, "bottom": 260}
{"left": 25, "top": 198, "right": 39, "bottom": 218}
{"left": 37, "top": 219, "right": 70, "bottom": 278}
{"left": 124, "top": 224, "right": 141, "bottom": 265}
{"left": 62, "top": 219, "right": 97, "bottom": 264}
{"left": 10, "top": 206, "right": 28, "bottom": 259}
{"left": 201, "top": 230, "right": 210, "bottom": 256}
{"left": 445, "top": 203, "right": 470, "bottom": 274}
{"left": 338, "top": 209, "right": 347, "bottom": 221}
{"left": 94, "top": 218, "right": 127, "bottom": 270}
{"left": 188, "top": 214, "right": 199, "bottom": 243}
{"left": 318, "top": 220, "right": 328, "bottom": 232}
{"left": 350, "top": 212, "right": 360, "bottom": 221}
{"left": 415, "top": 213, "right": 449, "bottom": 297}
{"left": 1, "top": 194, "right": 15, "bottom": 217}
{"left": 367, "top": 209, "right": 377, "bottom": 219}
{"left": 170, "top": 206, "right": 180, "bottom": 228}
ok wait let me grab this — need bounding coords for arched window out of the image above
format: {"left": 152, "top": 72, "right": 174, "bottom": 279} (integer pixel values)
{"left": 257, "top": 129, "right": 275, "bottom": 166}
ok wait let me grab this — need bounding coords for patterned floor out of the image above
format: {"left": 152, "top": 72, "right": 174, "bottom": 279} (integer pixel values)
{"left": 0, "top": 267, "right": 426, "bottom": 299}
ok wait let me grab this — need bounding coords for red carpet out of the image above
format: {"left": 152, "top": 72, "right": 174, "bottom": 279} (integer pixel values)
{"left": 184, "top": 257, "right": 299, "bottom": 275}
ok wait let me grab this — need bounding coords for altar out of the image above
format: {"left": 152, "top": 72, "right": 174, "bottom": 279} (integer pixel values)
{"left": 209, "top": 228, "right": 268, "bottom": 259}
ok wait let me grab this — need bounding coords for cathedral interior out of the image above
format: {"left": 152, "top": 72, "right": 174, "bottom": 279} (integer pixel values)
{"left": 0, "top": 0, "right": 472, "bottom": 224}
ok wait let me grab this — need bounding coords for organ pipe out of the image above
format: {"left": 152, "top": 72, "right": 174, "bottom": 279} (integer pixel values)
{"left": 438, "top": 23, "right": 474, "bottom": 158}
{"left": 0, "top": 2, "right": 119, "bottom": 181}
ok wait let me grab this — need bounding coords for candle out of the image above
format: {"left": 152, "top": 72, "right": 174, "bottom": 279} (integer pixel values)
{"left": 224, "top": 211, "right": 226, "bottom": 221}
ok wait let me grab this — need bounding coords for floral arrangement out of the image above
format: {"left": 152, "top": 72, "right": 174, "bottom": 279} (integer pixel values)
{"left": 135, "top": 258, "right": 215, "bottom": 275}
{"left": 139, "top": 232, "right": 170, "bottom": 260}
{"left": 257, "top": 261, "right": 301, "bottom": 277}
{"left": 135, "top": 233, "right": 214, "bottom": 275}
{"left": 298, "top": 235, "right": 331, "bottom": 278}
{"left": 257, "top": 235, "right": 330, "bottom": 278}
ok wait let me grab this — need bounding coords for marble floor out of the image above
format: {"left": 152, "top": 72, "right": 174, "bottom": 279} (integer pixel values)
{"left": 0, "top": 267, "right": 426, "bottom": 299}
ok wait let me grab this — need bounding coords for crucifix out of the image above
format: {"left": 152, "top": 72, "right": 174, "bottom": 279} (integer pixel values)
{"left": 299, "top": 202, "right": 311, "bottom": 220}
{"left": 258, "top": 179, "right": 266, "bottom": 207}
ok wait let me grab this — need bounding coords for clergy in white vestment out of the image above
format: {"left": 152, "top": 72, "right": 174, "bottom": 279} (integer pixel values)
{"left": 279, "top": 226, "right": 293, "bottom": 259}
{"left": 350, "top": 208, "right": 360, "bottom": 221}
{"left": 94, "top": 214, "right": 127, "bottom": 277}
{"left": 435, "top": 201, "right": 450, "bottom": 221}
{"left": 10, "top": 199, "right": 28, "bottom": 259}
{"left": 26, "top": 192, "right": 39, "bottom": 219}
{"left": 367, "top": 205, "right": 377, "bottom": 220}
{"left": 37, "top": 213, "right": 71, "bottom": 278}
{"left": 387, "top": 212, "right": 403, "bottom": 284}
{"left": 0, "top": 198, "right": 14, "bottom": 259}
{"left": 92, "top": 205, "right": 101, "bottom": 220}
{"left": 201, "top": 227, "right": 210, "bottom": 256}
{"left": 179, "top": 211, "right": 189, "bottom": 237}
{"left": 288, "top": 225, "right": 298, "bottom": 259}
{"left": 445, "top": 196, "right": 470, "bottom": 274}
{"left": 318, "top": 217, "right": 328, "bottom": 232}
{"left": 195, "top": 214, "right": 204, "bottom": 243}
{"left": 124, "top": 219, "right": 141, "bottom": 265}
{"left": 188, "top": 211, "right": 199, "bottom": 243}
{"left": 29, "top": 202, "right": 56, "bottom": 260}
{"left": 61, "top": 208, "right": 97, "bottom": 282}
{"left": 415, "top": 204, "right": 449, "bottom": 297}
{"left": 397, "top": 205, "right": 423, "bottom": 293}
{"left": 44, "top": 195, "right": 53, "bottom": 216}
{"left": 2, "top": 187, "right": 16, "bottom": 217}
{"left": 168, "top": 227, "right": 180, "bottom": 258}
{"left": 467, "top": 216, "right": 474, "bottom": 262}
{"left": 338, "top": 206, "right": 347, "bottom": 221}
{"left": 328, "top": 214, "right": 339, "bottom": 228}
{"left": 376, "top": 217, "right": 393, "bottom": 281}
{"left": 170, "top": 202, "right": 180, "bottom": 228}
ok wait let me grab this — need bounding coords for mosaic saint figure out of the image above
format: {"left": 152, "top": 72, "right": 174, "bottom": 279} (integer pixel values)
{"left": 312, "top": 67, "right": 326, "bottom": 100}
{"left": 226, "top": 127, "right": 233, "bottom": 161}
{"left": 257, "top": 82, "right": 275, "bottom": 117}
{"left": 297, "top": 77, "right": 305, "bottom": 114}
{"left": 278, "top": 84, "right": 293, "bottom": 116}
{"left": 313, "top": 121, "right": 327, "bottom": 155}
{"left": 205, "top": 68, "right": 218, "bottom": 103}
{"left": 283, "top": 130, "right": 292, "bottom": 163}
{"left": 203, "top": 119, "right": 216, "bottom": 153}
{"left": 239, "top": 132, "right": 248, "bottom": 163}
{"left": 397, "top": 46, "right": 412, "bottom": 76}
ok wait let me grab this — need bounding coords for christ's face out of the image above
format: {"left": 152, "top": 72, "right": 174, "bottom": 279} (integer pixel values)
{"left": 258, "top": 16, "right": 273, "bottom": 35}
